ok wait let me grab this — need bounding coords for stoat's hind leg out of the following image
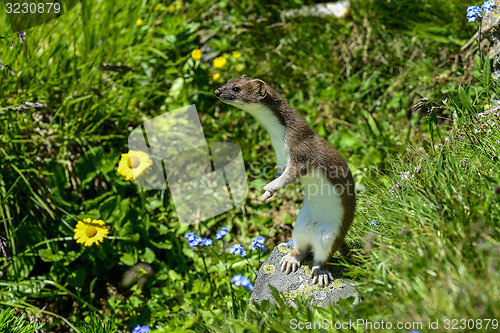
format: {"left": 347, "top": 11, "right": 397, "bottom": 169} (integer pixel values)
{"left": 281, "top": 200, "right": 315, "bottom": 274}
{"left": 311, "top": 263, "right": 334, "bottom": 286}
{"left": 310, "top": 229, "right": 337, "bottom": 286}
{"left": 281, "top": 247, "right": 309, "bottom": 274}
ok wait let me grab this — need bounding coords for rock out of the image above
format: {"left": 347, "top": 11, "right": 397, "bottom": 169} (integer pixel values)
{"left": 282, "top": 1, "right": 350, "bottom": 19}
{"left": 482, "top": 6, "right": 500, "bottom": 79}
{"left": 250, "top": 243, "right": 359, "bottom": 308}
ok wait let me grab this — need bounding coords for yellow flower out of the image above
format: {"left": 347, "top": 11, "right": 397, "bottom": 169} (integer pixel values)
{"left": 191, "top": 49, "right": 202, "bottom": 60}
{"left": 74, "top": 218, "right": 109, "bottom": 247}
{"left": 213, "top": 56, "right": 227, "bottom": 68}
{"left": 117, "top": 150, "right": 153, "bottom": 181}
{"left": 136, "top": 18, "right": 143, "bottom": 26}
{"left": 235, "top": 63, "right": 245, "bottom": 72}
{"left": 213, "top": 73, "right": 220, "bottom": 80}
{"left": 232, "top": 51, "right": 242, "bottom": 59}
{"left": 168, "top": 4, "right": 175, "bottom": 13}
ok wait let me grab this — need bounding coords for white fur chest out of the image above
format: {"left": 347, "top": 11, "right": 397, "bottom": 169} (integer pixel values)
{"left": 239, "top": 104, "right": 289, "bottom": 170}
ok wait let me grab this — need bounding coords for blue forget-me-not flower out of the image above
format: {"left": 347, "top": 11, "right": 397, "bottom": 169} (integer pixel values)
{"left": 231, "top": 274, "right": 254, "bottom": 291}
{"left": 189, "top": 236, "right": 202, "bottom": 248}
{"left": 216, "top": 226, "right": 228, "bottom": 240}
{"left": 467, "top": 5, "right": 482, "bottom": 22}
{"left": 184, "top": 232, "right": 196, "bottom": 242}
{"left": 251, "top": 236, "right": 266, "bottom": 252}
{"left": 201, "top": 238, "right": 213, "bottom": 247}
{"left": 229, "top": 243, "right": 247, "bottom": 257}
{"left": 482, "top": 0, "right": 497, "bottom": 13}
{"left": 132, "top": 325, "right": 150, "bottom": 333}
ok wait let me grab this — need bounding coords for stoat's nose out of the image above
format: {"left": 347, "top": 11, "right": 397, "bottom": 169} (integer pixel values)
{"left": 215, "top": 89, "right": 221, "bottom": 97}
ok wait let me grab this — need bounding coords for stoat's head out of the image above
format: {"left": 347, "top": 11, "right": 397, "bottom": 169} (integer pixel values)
{"left": 215, "top": 75, "right": 267, "bottom": 107}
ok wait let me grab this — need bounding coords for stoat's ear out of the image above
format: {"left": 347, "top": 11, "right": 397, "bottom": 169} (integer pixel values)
{"left": 254, "top": 79, "right": 267, "bottom": 99}
{"left": 241, "top": 74, "right": 247, "bottom": 78}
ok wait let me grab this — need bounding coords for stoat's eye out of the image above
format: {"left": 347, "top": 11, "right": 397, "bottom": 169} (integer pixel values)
{"left": 232, "top": 87, "right": 241, "bottom": 92}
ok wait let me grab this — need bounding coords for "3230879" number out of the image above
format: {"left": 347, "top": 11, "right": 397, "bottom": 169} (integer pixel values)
{"left": 5, "top": 2, "right": 61, "bottom": 14}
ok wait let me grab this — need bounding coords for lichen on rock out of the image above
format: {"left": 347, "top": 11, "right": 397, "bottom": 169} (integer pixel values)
{"left": 250, "top": 243, "right": 359, "bottom": 308}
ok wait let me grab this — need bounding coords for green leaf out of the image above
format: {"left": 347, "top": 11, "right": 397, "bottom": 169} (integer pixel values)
{"left": 268, "top": 285, "right": 286, "bottom": 308}
{"left": 169, "top": 77, "right": 184, "bottom": 99}
{"left": 39, "top": 248, "right": 64, "bottom": 262}
{"left": 6, "top": 255, "right": 35, "bottom": 279}
{"left": 483, "top": 56, "right": 491, "bottom": 88}
{"left": 458, "top": 86, "right": 475, "bottom": 115}
{"left": 67, "top": 268, "right": 87, "bottom": 288}
{"left": 483, "top": 174, "right": 497, "bottom": 184}
{"left": 422, "top": 139, "right": 432, "bottom": 154}
{"left": 119, "top": 221, "right": 140, "bottom": 242}
{"left": 120, "top": 251, "right": 138, "bottom": 266}
{"left": 140, "top": 247, "right": 156, "bottom": 264}
{"left": 99, "top": 196, "right": 120, "bottom": 220}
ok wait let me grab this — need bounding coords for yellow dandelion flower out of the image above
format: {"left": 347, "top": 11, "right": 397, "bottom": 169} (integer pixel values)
{"left": 232, "top": 51, "right": 242, "bottom": 59}
{"left": 136, "top": 18, "right": 143, "bottom": 26}
{"left": 213, "top": 73, "right": 221, "bottom": 80}
{"left": 117, "top": 150, "right": 153, "bottom": 181}
{"left": 235, "top": 63, "right": 245, "bottom": 72}
{"left": 213, "top": 56, "right": 227, "bottom": 68}
{"left": 74, "top": 218, "right": 109, "bottom": 247}
{"left": 191, "top": 49, "right": 202, "bottom": 60}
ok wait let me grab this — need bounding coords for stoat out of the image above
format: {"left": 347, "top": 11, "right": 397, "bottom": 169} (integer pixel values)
{"left": 215, "top": 75, "right": 355, "bottom": 286}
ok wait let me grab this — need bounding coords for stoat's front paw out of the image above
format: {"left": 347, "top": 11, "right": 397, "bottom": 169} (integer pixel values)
{"left": 261, "top": 190, "right": 274, "bottom": 200}
{"left": 280, "top": 254, "right": 301, "bottom": 274}
{"left": 262, "top": 182, "right": 279, "bottom": 200}
{"left": 311, "top": 265, "right": 334, "bottom": 286}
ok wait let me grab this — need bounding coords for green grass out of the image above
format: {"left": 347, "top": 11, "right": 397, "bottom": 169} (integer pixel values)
{"left": 1, "top": 0, "right": 499, "bottom": 331}
{"left": 0, "top": 308, "right": 43, "bottom": 333}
